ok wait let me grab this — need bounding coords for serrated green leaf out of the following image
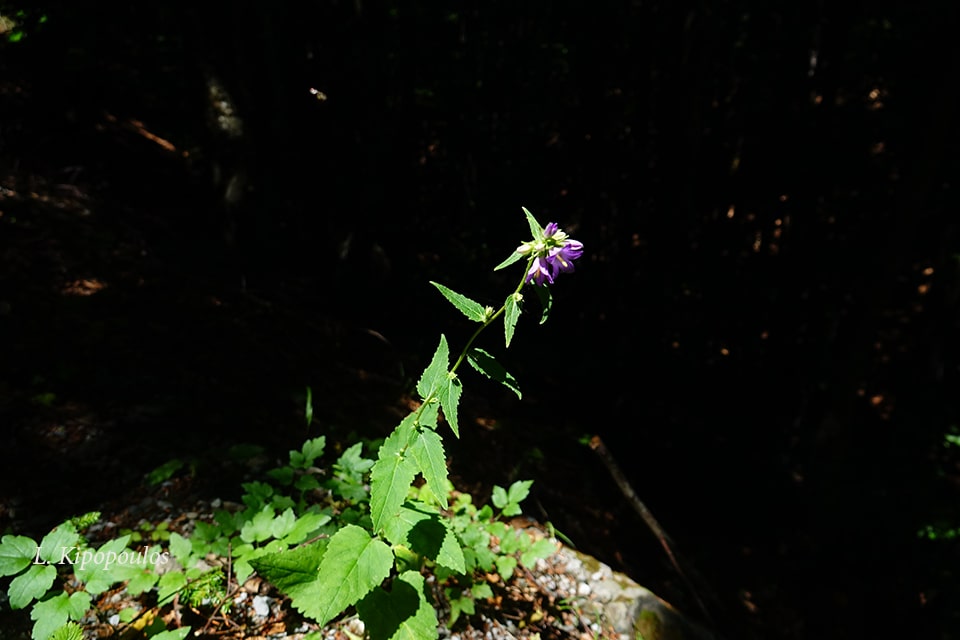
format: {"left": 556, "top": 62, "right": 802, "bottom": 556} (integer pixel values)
{"left": 282, "top": 510, "right": 332, "bottom": 545}
{"left": 168, "top": 532, "right": 192, "bottom": 565}
{"left": 430, "top": 282, "right": 487, "bottom": 322}
{"left": 250, "top": 538, "right": 328, "bottom": 592}
{"left": 466, "top": 349, "right": 521, "bottom": 399}
{"left": 534, "top": 285, "right": 552, "bottom": 325}
{"left": 382, "top": 503, "right": 434, "bottom": 548}
{"left": 267, "top": 466, "right": 295, "bottom": 485}
{"left": 409, "top": 429, "right": 448, "bottom": 510}
{"left": 507, "top": 480, "right": 533, "bottom": 505}
{"left": 504, "top": 294, "right": 521, "bottom": 347}
{"left": 73, "top": 536, "right": 134, "bottom": 595}
{"left": 271, "top": 508, "right": 297, "bottom": 540}
{"left": 370, "top": 415, "right": 419, "bottom": 534}
{"left": 0, "top": 535, "right": 38, "bottom": 576}
{"left": 156, "top": 570, "right": 188, "bottom": 604}
{"left": 495, "top": 555, "right": 518, "bottom": 582}
{"left": 9, "top": 563, "right": 57, "bottom": 609}
{"left": 49, "top": 621, "right": 84, "bottom": 640}
{"left": 125, "top": 567, "right": 159, "bottom": 596}
{"left": 240, "top": 506, "right": 276, "bottom": 543}
{"left": 522, "top": 206, "right": 545, "bottom": 239}
{"left": 38, "top": 523, "right": 78, "bottom": 564}
{"left": 416, "top": 336, "right": 449, "bottom": 400}
{"left": 30, "top": 592, "right": 70, "bottom": 640}
{"left": 433, "top": 522, "right": 466, "bottom": 574}
{"left": 472, "top": 582, "right": 493, "bottom": 599}
{"left": 491, "top": 486, "right": 508, "bottom": 510}
{"left": 493, "top": 249, "right": 526, "bottom": 272}
{"left": 356, "top": 570, "right": 439, "bottom": 640}
{"left": 438, "top": 374, "right": 463, "bottom": 437}
{"left": 291, "top": 436, "right": 326, "bottom": 469}
{"left": 293, "top": 525, "right": 393, "bottom": 627}
{"left": 521, "top": 538, "right": 557, "bottom": 568}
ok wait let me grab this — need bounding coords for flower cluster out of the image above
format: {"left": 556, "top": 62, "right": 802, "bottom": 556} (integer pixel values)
{"left": 518, "top": 222, "right": 584, "bottom": 286}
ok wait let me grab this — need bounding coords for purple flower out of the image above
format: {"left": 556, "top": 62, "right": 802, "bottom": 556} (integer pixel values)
{"left": 526, "top": 255, "right": 555, "bottom": 285}
{"left": 523, "top": 222, "right": 583, "bottom": 286}
{"left": 547, "top": 239, "right": 583, "bottom": 277}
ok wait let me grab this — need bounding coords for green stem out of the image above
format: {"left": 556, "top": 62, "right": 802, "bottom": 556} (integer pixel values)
{"left": 450, "top": 265, "right": 530, "bottom": 374}
{"left": 413, "top": 261, "right": 531, "bottom": 424}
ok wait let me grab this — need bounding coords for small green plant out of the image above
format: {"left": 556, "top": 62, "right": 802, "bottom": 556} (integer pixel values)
{"left": 1, "top": 208, "right": 583, "bottom": 639}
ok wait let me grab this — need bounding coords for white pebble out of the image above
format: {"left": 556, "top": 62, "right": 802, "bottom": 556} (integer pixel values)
{"left": 252, "top": 595, "right": 271, "bottom": 616}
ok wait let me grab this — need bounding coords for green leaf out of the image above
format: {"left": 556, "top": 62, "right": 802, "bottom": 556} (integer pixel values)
{"left": 168, "top": 532, "right": 192, "bottom": 565}
{"left": 533, "top": 284, "right": 552, "bottom": 325}
{"left": 249, "top": 539, "right": 328, "bottom": 592}
{"left": 0, "top": 535, "right": 38, "bottom": 576}
{"left": 370, "top": 415, "right": 419, "bottom": 534}
{"left": 156, "top": 570, "right": 188, "bottom": 604}
{"left": 30, "top": 592, "right": 69, "bottom": 640}
{"left": 504, "top": 294, "right": 521, "bottom": 347}
{"left": 125, "top": 568, "right": 159, "bottom": 595}
{"left": 491, "top": 486, "right": 508, "bottom": 510}
{"left": 146, "top": 458, "right": 184, "bottom": 485}
{"left": 495, "top": 555, "right": 518, "bottom": 582}
{"left": 522, "top": 206, "right": 545, "bottom": 239}
{"left": 472, "top": 582, "right": 493, "bottom": 599}
{"left": 493, "top": 249, "right": 526, "bottom": 272}
{"left": 282, "top": 511, "right": 332, "bottom": 545}
{"left": 9, "top": 564, "right": 57, "bottom": 609}
{"left": 409, "top": 429, "right": 448, "bottom": 509}
{"left": 521, "top": 538, "right": 557, "bottom": 568}
{"left": 507, "top": 480, "right": 533, "bottom": 504}
{"left": 291, "top": 436, "right": 326, "bottom": 469}
{"left": 72, "top": 536, "right": 135, "bottom": 595}
{"left": 466, "top": 349, "right": 521, "bottom": 399}
{"left": 149, "top": 629, "right": 192, "bottom": 640}
{"left": 271, "top": 508, "right": 297, "bottom": 540}
{"left": 416, "top": 336, "right": 449, "bottom": 400}
{"left": 430, "top": 282, "right": 487, "bottom": 323}
{"left": 240, "top": 506, "right": 276, "bottom": 543}
{"left": 380, "top": 503, "right": 465, "bottom": 574}
{"left": 293, "top": 525, "right": 393, "bottom": 627}
{"left": 38, "top": 523, "right": 79, "bottom": 564}
{"left": 438, "top": 374, "right": 463, "bottom": 438}
{"left": 49, "top": 622, "right": 84, "bottom": 640}
{"left": 356, "top": 570, "right": 439, "bottom": 640}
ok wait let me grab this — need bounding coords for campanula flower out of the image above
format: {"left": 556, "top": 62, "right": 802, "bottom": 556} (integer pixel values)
{"left": 520, "top": 222, "right": 583, "bottom": 286}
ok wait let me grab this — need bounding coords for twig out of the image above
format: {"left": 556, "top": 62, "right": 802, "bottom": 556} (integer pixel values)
{"left": 587, "top": 435, "right": 716, "bottom": 627}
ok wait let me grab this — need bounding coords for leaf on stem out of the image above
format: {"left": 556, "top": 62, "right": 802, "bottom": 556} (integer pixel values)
{"left": 504, "top": 294, "right": 521, "bottom": 347}
{"left": 416, "top": 336, "right": 449, "bottom": 401}
{"left": 466, "top": 349, "right": 521, "bottom": 399}
{"left": 534, "top": 285, "right": 552, "bottom": 325}
{"left": 370, "top": 415, "right": 419, "bottom": 534}
{"left": 438, "top": 374, "right": 462, "bottom": 437}
{"left": 409, "top": 428, "right": 449, "bottom": 509}
{"left": 493, "top": 250, "right": 525, "bottom": 272}
{"left": 522, "top": 206, "right": 544, "bottom": 239}
{"left": 430, "top": 282, "right": 487, "bottom": 323}
{"left": 0, "top": 535, "right": 38, "bottom": 577}
{"left": 356, "top": 570, "right": 439, "bottom": 640}
{"left": 296, "top": 525, "right": 393, "bottom": 627}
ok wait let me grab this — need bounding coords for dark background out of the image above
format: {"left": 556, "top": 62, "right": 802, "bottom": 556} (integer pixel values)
{"left": 1, "top": 2, "right": 958, "bottom": 639}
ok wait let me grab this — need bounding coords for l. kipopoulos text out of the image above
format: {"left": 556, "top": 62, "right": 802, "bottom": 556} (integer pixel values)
{"left": 34, "top": 546, "right": 170, "bottom": 571}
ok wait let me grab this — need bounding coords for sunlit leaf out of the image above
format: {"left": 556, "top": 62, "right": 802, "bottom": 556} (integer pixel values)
{"left": 466, "top": 349, "right": 521, "bottom": 399}
{"left": 356, "top": 570, "right": 439, "bottom": 640}
{"left": 430, "top": 282, "right": 487, "bottom": 322}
